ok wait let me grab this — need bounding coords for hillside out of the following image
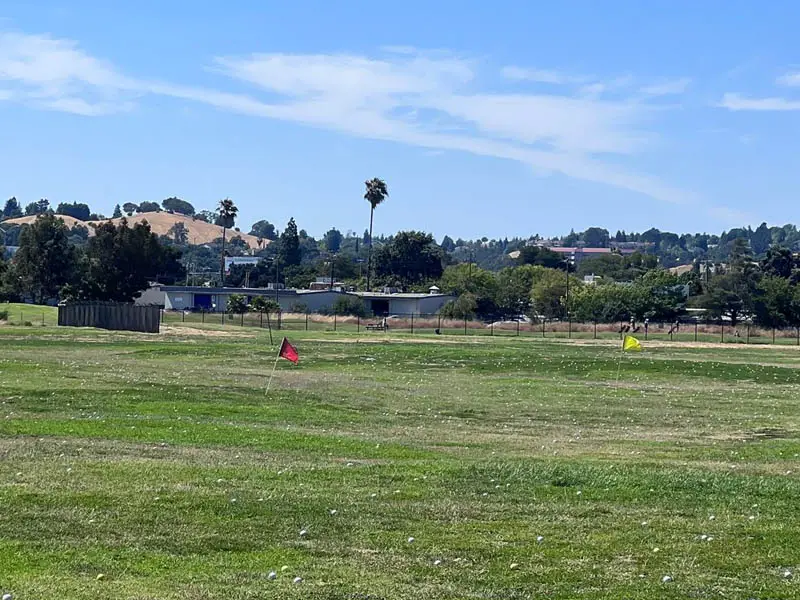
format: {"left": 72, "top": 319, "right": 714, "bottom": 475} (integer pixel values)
{"left": 3, "top": 212, "right": 264, "bottom": 249}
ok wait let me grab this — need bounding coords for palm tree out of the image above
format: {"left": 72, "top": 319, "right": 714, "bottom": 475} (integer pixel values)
{"left": 217, "top": 197, "right": 238, "bottom": 286}
{"left": 364, "top": 178, "right": 388, "bottom": 291}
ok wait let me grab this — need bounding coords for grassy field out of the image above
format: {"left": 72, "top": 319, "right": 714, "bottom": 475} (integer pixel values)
{"left": 0, "top": 322, "right": 798, "bottom": 599}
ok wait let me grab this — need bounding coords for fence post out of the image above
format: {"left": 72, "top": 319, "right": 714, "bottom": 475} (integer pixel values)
{"left": 411, "top": 313, "right": 414, "bottom": 335}
{"left": 306, "top": 311, "right": 309, "bottom": 331}
{"left": 202, "top": 309, "right": 205, "bottom": 324}
{"left": 438, "top": 314, "right": 442, "bottom": 332}
{"left": 594, "top": 321, "right": 597, "bottom": 340}
{"left": 797, "top": 327, "right": 799, "bottom": 346}
{"left": 334, "top": 313, "right": 337, "bottom": 331}
{"left": 260, "top": 310, "right": 263, "bottom": 328}
{"left": 694, "top": 321, "right": 698, "bottom": 342}
{"left": 464, "top": 317, "right": 467, "bottom": 335}
{"left": 42, "top": 311, "right": 45, "bottom": 326}
{"left": 773, "top": 327, "right": 776, "bottom": 344}
{"left": 277, "top": 311, "right": 282, "bottom": 331}
{"left": 542, "top": 318, "right": 546, "bottom": 338}
{"left": 490, "top": 320, "right": 494, "bottom": 336}
{"left": 517, "top": 320, "right": 520, "bottom": 337}
{"left": 241, "top": 312, "right": 244, "bottom": 327}
{"left": 568, "top": 317, "right": 571, "bottom": 339}
{"left": 746, "top": 325, "right": 750, "bottom": 344}
{"left": 721, "top": 322, "right": 724, "bottom": 343}
{"left": 221, "top": 311, "right": 225, "bottom": 326}
{"left": 357, "top": 315, "right": 360, "bottom": 333}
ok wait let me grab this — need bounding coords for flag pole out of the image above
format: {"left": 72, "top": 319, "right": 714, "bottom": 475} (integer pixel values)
{"left": 615, "top": 335, "right": 624, "bottom": 387}
{"left": 266, "top": 345, "right": 281, "bottom": 395}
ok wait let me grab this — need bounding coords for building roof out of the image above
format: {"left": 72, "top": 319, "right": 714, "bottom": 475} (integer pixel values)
{"left": 160, "top": 285, "right": 452, "bottom": 300}
{"left": 349, "top": 291, "right": 453, "bottom": 299}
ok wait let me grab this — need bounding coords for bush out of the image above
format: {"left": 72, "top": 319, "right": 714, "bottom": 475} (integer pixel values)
{"left": 332, "top": 296, "right": 367, "bottom": 317}
{"left": 289, "top": 302, "right": 308, "bottom": 314}
{"left": 0, "top": 309, "right": 8, "bottom": 321}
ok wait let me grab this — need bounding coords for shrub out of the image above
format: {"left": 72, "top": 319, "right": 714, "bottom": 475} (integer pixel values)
{"left": 332, "top": 296, "right": 367, "bottom": 317}
{"left": 0, "top": 309, "right": 8, "bottom": 321}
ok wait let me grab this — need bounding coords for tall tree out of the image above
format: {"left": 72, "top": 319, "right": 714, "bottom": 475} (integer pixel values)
{"left": 24, "top": 198, "right": 50, "bottom": 216}
{"left": 112, "top": 204, "right": 123, "bottom": 218}
{"left": 161, "top": 197, "right": 195, "bottom": 215}
{"left": 750, "top": 222, "right": 772, "bottom": 256}
{"left": 249, "top": 220, "right": 278, "bottom": 240}
{"left": 364, "top": 177, "right": 388, "bottom": 291}
{"left": 278, "top": 217, "right": 301, "bottom": 267}
{"left": 373, "top": 231, "right": 443, "bottom": 287}
{"left": 217, "top": 198, "right": 238, "bottom": 285}
{"left": 324, "top": 228, "right": 343, "bottom": 253}
{"left": 10, "top": 214, "right": 77, "bottom": 303}
{"left": 137, "top": 201, "right": 161, "bottom": 213}
{"left": 122, "top": 203, "right": 138, "bottom": 216}
{"left": 168, "top": 221, "right": 189, "bottom": 245}
{"left": 761, "top": 246, "right": 795, "bottom": 279}
{"left": 82, "top": 220, "right": 182, "bottom": 301}
{"left": 2, "top": 197, "right": 22, "bottom": 220}
{"left": 582, "top": 227, "right": 610, "bottom": 248}
{"left": 55, "top": 202, "right": 91, "bottom": 221}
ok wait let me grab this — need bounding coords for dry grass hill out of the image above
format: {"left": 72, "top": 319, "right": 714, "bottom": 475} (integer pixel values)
{"left": 4, "top": 211, "right": 264, "bottom": 249}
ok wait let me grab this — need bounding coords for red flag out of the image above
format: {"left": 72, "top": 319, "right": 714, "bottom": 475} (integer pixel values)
{"left": 279, "top": 337, "right": 299, "bottom": 364}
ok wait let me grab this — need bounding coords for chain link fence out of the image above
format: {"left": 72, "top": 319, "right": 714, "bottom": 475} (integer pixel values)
{"left": 159, "top": 310, "right": 800, "bottom": 346}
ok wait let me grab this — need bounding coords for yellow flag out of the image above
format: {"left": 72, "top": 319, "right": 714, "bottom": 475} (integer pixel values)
{"left": 623, "top": 335, "right": 642, "bottom": 352}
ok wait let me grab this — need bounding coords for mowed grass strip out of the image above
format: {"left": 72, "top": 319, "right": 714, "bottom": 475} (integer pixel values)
{"left": 0, "top": 325, "right": 798, "bottom": 599}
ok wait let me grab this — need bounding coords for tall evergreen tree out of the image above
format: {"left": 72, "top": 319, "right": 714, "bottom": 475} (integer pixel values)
{"left": 278, "top": 217, "right": 301, "bottom": 267}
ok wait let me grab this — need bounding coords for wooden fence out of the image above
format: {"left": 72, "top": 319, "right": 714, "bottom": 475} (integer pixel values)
{"left": 58, "top": 302, "right": 161, "bottom": 333}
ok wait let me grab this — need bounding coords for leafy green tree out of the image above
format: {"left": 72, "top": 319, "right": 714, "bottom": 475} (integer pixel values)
{"left": 364, "top": 177, "right": 388, "bottom": 291}
{"left": 249, "top": 220, "right": 278, "bottom": 240}
{"left": 761, "top": 246, "right": 795, "bottom": 279}
{"left": 226, "top": 293, "right": 249, "bottom": 314}
{"left": 571, "top": 283, "right": 633, "bottom": 323}
{"left": 137, "top": 201, "right": 161, "bottom": 214}
{"left": 440, "top": 235, "right": 456, "bottom": 252}
{"left": 24, "top": 199, "right": 50, "bottom": 216}
{"left": 324, "top": 228, "right": 343, "bottom": 253}
{"left": 438, "top": 263, "right": 498, "bottom": 318}
{"left": 168, "top": 221, "right": 189, "bottom": 245}
{"left": 122, "top": 202, "right": 138, "bottom": 216}
{"left": 112, "top": 204, "right": 123, "bottom": 218}
{"left": 250, "top": 296, "right": 279, "bottom": 313}
{"left": 55, "top": 202, "right": 91, "bottom": 221}
{"left": 495, "top": 265, "right": 543, "bottom": 318}
{"left": 374, "top": 231, "right": 444, "bottom": 287}
{"left": 2, "top": 197, "right": 22, "bottom": 220}
{"left": 440, "top": 294, "right": 479, "bottom": 319}
{"left": 10, "top": 214, "right": 78, "bottom": 303}
{"left": 195, "top": 209, "right": 216, "bottom": 223}
{"left": 517, "top": 245, "right": 563, "bottom": 268}
{"left": 161, "top": 197, "right": 195, "bottom": 215}
{"left": 216, "top": 198, "right": 238, "bottom": 285}
{"left": 278, "top": 217, "right": 301, "bottom": 267}
{"left": 752, "top": 275, "right": 796, "bottom": 328}
{"left": 582, "top": 227, "right": 610, "bottom": 247}
{"left": 530, "top": 267, "right": 581, "bottom": 320}
{"left": 750, "top": 222, "right": 772, "bottom": 256}
{"left": 699, "top": 273, "right": 755, "bottom": 326}
{"left": 82, "top": 220, "right": 181, "bottom": 301}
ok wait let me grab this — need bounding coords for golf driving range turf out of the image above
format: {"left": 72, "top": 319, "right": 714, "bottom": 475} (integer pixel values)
{"left": 0, "top": 322, "right": 798, "bottom": 599}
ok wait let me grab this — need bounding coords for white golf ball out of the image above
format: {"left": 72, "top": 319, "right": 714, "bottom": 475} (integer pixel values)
{"left": 281, "top": 565, "right": 289, "bottom": 572}
{"left": 329, "top": 509, "right": 337, "bottom": 516}
{"left": 299, "top": 529, "right": 308, "bottom": 537}
{"left": 536, "top": 536, "right": 544, "bottom": 543}
{"left": 784, "top": 570, "right": 793, "bottom": 579}
{"left": 433, "top": 559, "right": 442, "bottom": 566}
{"left": 293, "top": 577, "right": 303, "bottom": 584}
{"left": 510, "top": 563, "right": 519, "bottom": 570}
{"left": 267, "top": 572, "right": 276, "bottom": 580}
{"left": 407, "top": 537, "right": 415, "bottom": 543}
{"left": 3, "top": 593, "right": 13, "bottom": 600}
{"left": 662, "top": 575, "right": 673, "bottom": 583}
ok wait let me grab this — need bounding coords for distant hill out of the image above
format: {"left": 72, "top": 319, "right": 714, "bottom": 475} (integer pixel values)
{"left": 3, "top": 212, "right": 265, "bottom": 249}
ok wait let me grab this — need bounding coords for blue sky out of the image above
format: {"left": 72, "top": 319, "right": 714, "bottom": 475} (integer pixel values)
{"left": 2, "top": 1, "right": 800, "bottom": 240}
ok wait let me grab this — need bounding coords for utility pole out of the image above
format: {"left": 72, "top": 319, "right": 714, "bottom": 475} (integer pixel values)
{"left": 329, "top": 254, "right": 336, "bottom": 291}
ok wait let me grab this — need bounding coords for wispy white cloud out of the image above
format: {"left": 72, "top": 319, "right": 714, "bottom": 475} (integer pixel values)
{"left": 500, "top": 66, "right": 590, "bottom": 85}
{"left": 776, "top": 72, "right": 800, "bottom": 87}
{"left": 639, "top": 78, "right": 691, "bottom": 96}
{"left": 720, "top": 92, "right": 800, "bottom": 111}
{"left": 0, "top": 31, "right": 135, "bottom": 114}
{"left": 0, "top": 30, "right": 698, "bottom": 207}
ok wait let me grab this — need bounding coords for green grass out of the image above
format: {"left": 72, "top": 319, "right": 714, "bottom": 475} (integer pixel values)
{"left": 0, "top": 324, "right": 798, "bottom": 599}
{"left": 0, "top": 302, "right": 57, "bottom": 326}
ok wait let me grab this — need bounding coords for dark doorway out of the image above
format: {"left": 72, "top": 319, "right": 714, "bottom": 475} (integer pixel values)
{"left": 194, "top": 294, "right": 212, "bottom": 309}
{"left": 371, "top": 299, "right": 390, "bottom": 315}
